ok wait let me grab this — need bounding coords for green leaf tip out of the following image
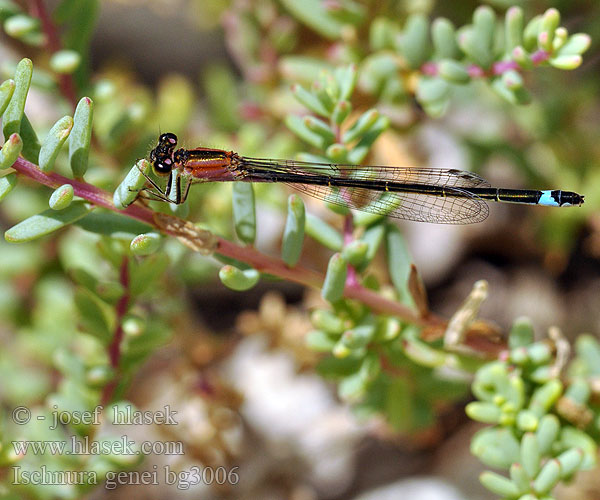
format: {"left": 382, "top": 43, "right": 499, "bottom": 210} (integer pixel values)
{"left": 232, "top": 182, "right": 256, "bottom": 245}
{"left": 49, "top": 50, "right": 81, "bottom": 74}
{"left": 281, "top": 194, "right": 306, "bottom": 267}
{"left": 533, "top": 459, "right": 561, "bottom": 494}
{"left": 69, "top": 96, "right": 94, "bottom": 178}
{"left": 3, "top": 14, "right": 39, "bottom": 39}
{"left": 538, "top": 8, "right": 560, "bottom": 52}
{"left": 479, "top": 471, "right": 520, "bottom": 498}
{"left": 39, "top": 116, "right": 74, "bottom": 172}
{"left": 549, "top": 55, "right": 583, "bottom": 71}
{"left": 0, "top": 133, "right": 23, "bottom": 169}
{"left": 399, "top": 14, "right": 431, "bottom": 70}
{"left": 403, "top": 336, "right": 450, "bottom": 368}
{"left": 322, "top": 252, "right": 347, "bottom": 303}
{"left": 529, "top": 379, "right": 563, "bottom": 416}
{"left": 557, "top": 448, "right": 584, "bottom": 478}
{"left": 311, "top": 309, "right": 346, "bottom": 336}
{"left": 386, "top": 223, "right": 412, "bottom": 297}
{"left": 536, "top": 414, "right": 560, "bottom": 454}
{"left": 311, "top": 78, "right": 335, "bottom": 113}
{"left": 335, "top": 64, "right": 358, "bottom": 101}
{"left": 465, "top": 401, "right": 501, "bottom": 423}
{"left": 0, "top": 172, "right": 17, "bottom": 201}
{"left": 49, "top": 184, "right": 74, "bottom": 210}
{"left": 130, "top": 232, "right": 161, "bottom": 256}
{"left": 306, "top": 330, "right": 337, "bottom": 352}
{"left": 113, "top": 159, "right": 151, "bottom": 210}
{"left": 278, "top": 0, "right": 345, "bottom": 39}
{"left": 219, "top": 265, "right": 260, "bottom": 291}
{"left": 19, "top": 113, "right": 41, "bottom": 163}
{"left": 0, "top": 79, "right": 15, "bottom": 116}
{"left": 2, "top": 58, "right": 32, "bottom": 138}
{"left": 304, "top": 115, "right": 336, "bottom": 145}
{"left": 508, "top": 316, "right": 534, "bottom": 348}
{"left": 5, "top": 201, "right": 92, "bottom": 242}
{"left": 438, "top": 59, "right": 470, "bottom": 84}
{"left": 557, "top": 33, "right": 591, "bottom": 57}
{"left": 505, "top": 7, "right": 524, "bottom": 52}
{"left": 339, "top": 324, "right": 375, "bottom": 350}
{"left": 521, "top": 432, "right": 541, "bottom": 478}
{"left": 416, "top": 78, "right": 449, "bottom": 115}
{"left": 341, "top": 240, "right": 368, "bottom": 267}
{"left": 0, "top": 0, "right": 23, "bottom": 20}
{"left": 343, "top": 108, "right": 379, "bottom": 144}
{"left": 332, "top": 100, "right": 351, "bottom": 125}
{"left": 305, "top": 213, "right": 343, "bottom": 251}
{"left": 432, "top": 18, "right": 459, "bottom": 59}
{"left": 471, "top": 428, "right": 520, "bottom": 469}
{"left": 285, "top": 114, "right": 328, "bottom": 150}
{"left": 292, "top": 83, "right": 331, "bottom": 118}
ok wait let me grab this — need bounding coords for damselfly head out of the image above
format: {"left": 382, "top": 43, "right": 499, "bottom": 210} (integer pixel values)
{"left": 150, "top": 133, "right": 178, "bottom": 176}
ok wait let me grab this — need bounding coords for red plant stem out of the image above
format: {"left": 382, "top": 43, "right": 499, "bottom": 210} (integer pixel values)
{"left": 9, "top": 156, "right": 441, "bottom": 328}
{"left": 109, "top": 258, "right": 130, "bottom": 367}
{"left": 30, "top": 0, "right": 78, "bottom": 107}
{"left": 101, "top": 257, "right": 130, "bottom": 404}
{"left": 343, "top": 213, "right": 359, "bottom": 288}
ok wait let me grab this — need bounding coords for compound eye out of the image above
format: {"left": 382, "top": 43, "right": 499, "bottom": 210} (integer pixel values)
{"left": 159, "top": 132, "right": 178, "bottom": 148}
{"left": 153, "top": 157, "right": 173, "bottom": 175}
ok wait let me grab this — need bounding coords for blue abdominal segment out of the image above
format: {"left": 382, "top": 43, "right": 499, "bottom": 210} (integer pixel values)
{"left": 538, "top": 190, "right": 561, "bottom": 207}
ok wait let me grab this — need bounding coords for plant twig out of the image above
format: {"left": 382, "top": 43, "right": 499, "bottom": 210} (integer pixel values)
{"left": 30, "top": 0, "right": 78, "bottom": 107}
{"left": 101, "top": 256, "right": 130, "bottom": 404}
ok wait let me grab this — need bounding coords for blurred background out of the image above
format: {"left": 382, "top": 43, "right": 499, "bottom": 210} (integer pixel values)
{"left": 0, "top": 0, "right": 599, "bottom": 499}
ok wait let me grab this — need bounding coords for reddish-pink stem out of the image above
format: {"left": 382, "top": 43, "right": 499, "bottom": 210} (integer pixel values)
{"left": 343, "top": 213, "right": 359, "bottom": 287}
{"left": 101, "top": 257, "right": 130, "bottom": 404}
{"left": 30, "top": 0, "right": 78, "bottom": 107}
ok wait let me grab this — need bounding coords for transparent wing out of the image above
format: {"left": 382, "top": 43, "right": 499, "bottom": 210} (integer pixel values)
{"left": 242, "top": 157, "right": 491, "bottom": 189}
{"left": 288, "top": 182, "right": 489, "bottom": 224}
{"left": 243, "top": 158, "right": 490, "bottom": 224}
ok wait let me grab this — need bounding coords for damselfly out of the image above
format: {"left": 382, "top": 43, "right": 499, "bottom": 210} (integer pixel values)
{"left": 132, "top": 133, "right": 584, "bottom": 224}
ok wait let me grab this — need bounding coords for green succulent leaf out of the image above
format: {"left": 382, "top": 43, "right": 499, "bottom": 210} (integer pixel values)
{"left": 49, "top": 184, "right": 75, "bottom": 210}
{"left": 219, "top": 265, "right": 260, "bottom": 291}
{"left": 0, "top": 172, "right": 17, "bottom": 201}
{"left": 0, "top": 78, "right": 15, "bottom": 115}
{"left": 281, "top": 194, "right": 306, "bottom": 267}
{"left": 39, "top": 116, "right": 74, "bottom": 172}
{"left": 5, "top": 201, "right": 92, "bottom": 242}
{"left": 19, "top": 113, "right": 41, "bottom": 163}
{"left": 432, "top": 18, "right": 459, "bottom": 59}
{"left": 279, "top": 0, "right": 345, "bottom": 39}
{"left": 69, "top": 97, "right": 94, "bottom": 177}
{"left": 399, "top": 14, "right": 431, "bottom": 70}
{"left": 0, "top": 132, "right": 22, "bottom": 169}
{"left": 322, "top": 253, "right": 347, "bottom": 302}
{"left": 305, "top": 213, "right": 343, "bottom": 251}
{"left": 113, "top": 159, "right": 152, "bottom": 210}
{"left": 130, "top": 233, "right": 161, "bottom": 256}
{"left": 232, "top": 182, "right": 256, "bottom": 245}
{"left": 2, "top": 58, "right": 32, "bottom": 138}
